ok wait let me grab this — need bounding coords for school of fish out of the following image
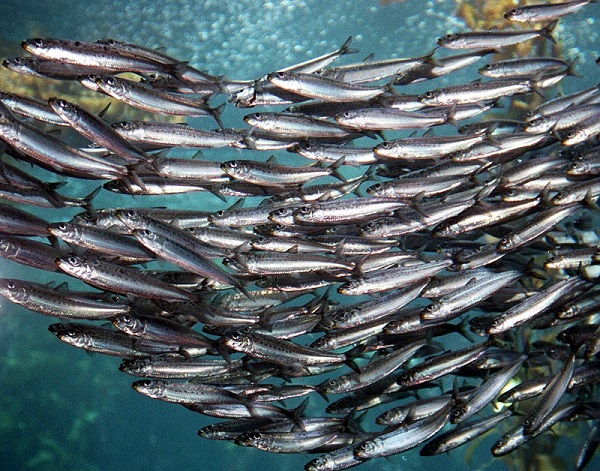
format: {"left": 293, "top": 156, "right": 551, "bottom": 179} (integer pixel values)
{"left": 1, "top": 1, "right": 600, "bottom": 469}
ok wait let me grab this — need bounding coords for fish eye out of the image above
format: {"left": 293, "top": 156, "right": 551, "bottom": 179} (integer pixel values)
{"left": 57, "top": 222, "right": 68, "bottom": 230}
{"left": 275, "top": 72, "right": 286, "bottom": 79}
{"left": 6, "top": 281, "right": 16, "bottom": 289}
{"left": 74, "top": 41, "right": 81, "bottom": 47}
{"left": 13, "top": 57, "right": 22, "bottom": 64}
{"left": 138, "top": 380, "right": 152, "bottom": 387}
{"left": 106, "top": 77, "right": 116, "bottom": 85}
{"left": 215, "top": 210, "right": 224, "bottom": 217}
{"left": 33, "top": 38, "right": 45, "bottom": 47}
{"left": 229, "top": 332, "right": 243, "bottom": 340}
{"left": 298, "top": 206, "right": 311, "bottom": 214}
{"left": 66, "top": 329, "right": 78, "bottom": 337}
{"left": 228, "top": 161, "right": 238, "bottom": 168}
{"left": 67, "top": 256, "right": 79, "bottom": 264}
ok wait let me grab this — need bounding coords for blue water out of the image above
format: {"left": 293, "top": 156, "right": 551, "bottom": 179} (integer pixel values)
{"left": 0, "top": 0, "right": 599, "bottom": 470}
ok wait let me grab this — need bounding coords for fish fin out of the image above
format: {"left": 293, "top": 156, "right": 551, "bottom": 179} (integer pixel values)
{"left": 210, "top": 102, "right": 226, "bottom": 130}
{"left": 329, "top": 156, "right": 348, "bottom": 182}
{"left": 362, "top": 53, "right": 375, "bottom": 63}
{"left": 97, "top": 101, "right": 111, "bottom": 118}
{"left": 541, "top": 20, "right": 559, "bottom": 44}
{"left": 229, "top": 197, "right": 245, "bottom": 210}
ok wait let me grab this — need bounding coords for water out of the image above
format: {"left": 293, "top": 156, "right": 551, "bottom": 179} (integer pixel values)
{"left": 0, "top": 0, "right": 599, "bottom": 470}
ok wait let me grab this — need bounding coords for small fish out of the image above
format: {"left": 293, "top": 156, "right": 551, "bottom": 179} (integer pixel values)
{"left": 55, "top": 255, "right": 197, "bottom": 302}
{"left": 21, "top": 37, "right": 180, "bottom": 75}
{"left": 438, "top": 21, "right": 557, "bottom": 50}
{"left": 48, "top": 97, "right": 152, "bottom": 164}
{"left": 267, "top": 71, "right": 390, "bottom": 102}
{"left": 486, "top": 277, "right": 585, "bottom": 334}
{"left": 0, "top": 278, "right": 130, "bottom": 319}
{"left": 94, "top": 75, "right": 224, "bottom": 124}
{"left": 420, "top": 410, "right": 512, "bottom": 455}
{"left": 222, "top": 330, "right": 347, "bottom": 366}
{"left": 353, "top": 396, "right": 452, "bottom": 459}
{"left": 523, "top": 353, "right": 577, "bottom": 435}
{"left": 505, "top": 1, "right": 595, "bottom": 22}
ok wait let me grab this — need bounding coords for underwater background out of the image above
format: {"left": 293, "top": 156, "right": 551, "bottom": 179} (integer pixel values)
{"left": 0, "top": 0, "right": 599, "bottom": 470}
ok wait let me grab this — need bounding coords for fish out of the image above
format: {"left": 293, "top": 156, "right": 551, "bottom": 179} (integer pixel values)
{"left": 0, "top": 278, "right": 131, "bottom": 319}
{"left": 221, "top": 330, "right": 347, "bottom": 367}
{"left": 55, "top": 255, "right": 197, "bottom": 302}
{"left": 437, "top": 21, "right": 558, "bottom": 50}
{"left": 504, "top": 1, "right": 596, "bottom": 23}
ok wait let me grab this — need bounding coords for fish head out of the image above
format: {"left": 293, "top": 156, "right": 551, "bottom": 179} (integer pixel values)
{"left": 132, "top": 228, "right": 156, "bottom": 244}
{"left": 320, "top": 376, "right": 348, "bottom": 395}
{"left": 48, "top": 97, "right": 77, "bottom": 118}
{"left": 221, "top": 160, "right": 246, "bottom": 177}
{"left": 21, "top": 38, "right": 52, "bottom": 54}
{"left": 114, "top": 209, "right": 143, "bottom": 229}
{"left": 450, "top": 401, "right": 469, "bottom": 424}
{"left": 267, "top": 71, "right": 291, "bottom": 84}
{"left": 48, "top": 222, "right": 80, "bottom": 241}
{"left": 568, "top": 159, "right": 590, "bottom": 175}
{"left": 132, "top": 380, "right": 166, "bottom": 399}
{"left": 243, "top": 431, "right": 272, "bottom": 450}
{"left": 396, "top": 368, "right": 415, "bottom": 387}
{"left": 244, "top": 113, "right": 268, "bottom": 128}
{"left": 504, "top": 8, "right": 523, "bottom": 21}
{"left": 562, "top": 127, "right": 586, "bottom": 146}
{"left": 2, "top": 57, "right": 35, "bottom": 75}
{"left": 119, "top": 358, "right": 150, "bottom": 375}
{"left": 223, "top": 330, "right": 252, "bottom": 352}
{"left": 77, "top": 74, "right": 103, "bottom": 91}
{"left": 525, "top": 116, "right": 552, "bottom": 134}
{"left": 418, "top": 89, "right": 443, "bottom": 106}
{"left": 113, "top": 314, "right": 144, "bottom": 335}
{"left": 0, "top": 279, "right": 29, "bottom": 303}
{"left": 55, "top": 324, "right": 93, "bottom": 349}
{"left": 354, "top": 437, "right": 384, "bottom": 459}
{"left": 497, "top": 234, "right": 519, "bottom": 252}
{"left": 292, "top": 205, "right": 315, "bottom": 222}
{"left": 437, "top": 33, "right": 462, "bottom": 48}
{"left": 305, "top": 454, "right": 336, "bottom": 471}
{"left": 55, "top": 255, "right": 93, "bottom": 278}
{"left": 366, "top": 182, "right": 383, "bottom": 196}
{"left": 269, "top": 207, "right": 294, "bottom": 224}
{"left": 331, "top": 308, "right": 360, "bottom": 329}
{"left": 96, "top": 76, "right": 127, "bottom": 97}
{"left": 0, "top": 236, "right": 15, "bottom": 255}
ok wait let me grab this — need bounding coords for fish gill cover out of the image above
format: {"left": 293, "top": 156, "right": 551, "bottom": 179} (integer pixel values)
{"left": 0, "top": 0, "right": 599, "bottom": 470}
